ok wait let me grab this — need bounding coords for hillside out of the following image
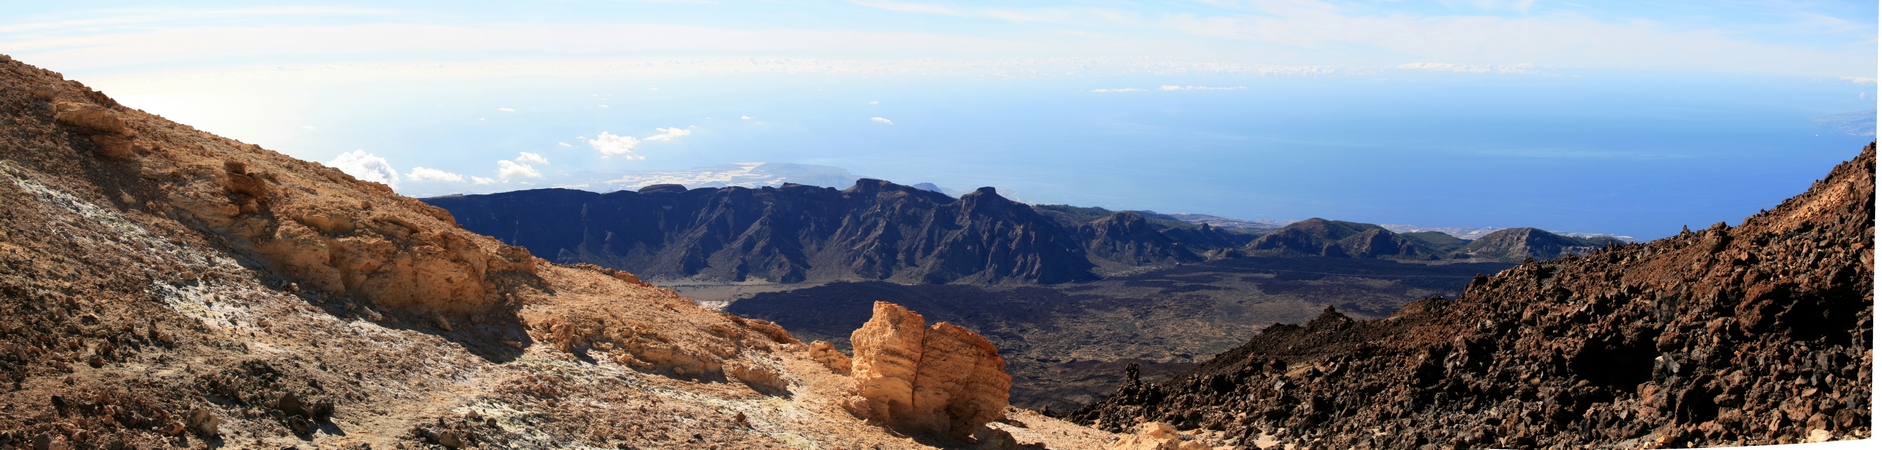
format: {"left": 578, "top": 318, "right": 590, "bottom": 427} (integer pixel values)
{"left": 1070, "top": 143, "right": 1875, "bottom": 448}
{"left": 1457, "top": 227, "right": 1627, "bottom": 261}
{"left": 0, "top": 56, "right": 1113, "bottom": 448}
{"left": 1242, "top": 218, "right": 1438, "bottom": 260}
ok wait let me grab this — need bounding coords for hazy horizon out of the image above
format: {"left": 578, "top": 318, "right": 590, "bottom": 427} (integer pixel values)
{"left": 5, "top": 1, "right": 1875, "bottom": 239}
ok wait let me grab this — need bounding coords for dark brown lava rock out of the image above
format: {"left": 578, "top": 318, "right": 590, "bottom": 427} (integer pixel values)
{"left": 1070, "top": 143, "right": 1876, "bottom": 448}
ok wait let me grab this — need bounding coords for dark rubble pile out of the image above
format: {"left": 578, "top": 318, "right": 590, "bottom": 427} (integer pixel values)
{"left": 1070, "top": 143, "right": 1875, "bottom": 449}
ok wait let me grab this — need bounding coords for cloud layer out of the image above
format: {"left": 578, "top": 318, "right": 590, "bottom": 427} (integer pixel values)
{"left": 496, "top": 160, "right": 542, "bottom": 180}
{"left": 325, "top": 150, "right": 399, "bottom": 189}
{"left": 588, "top": 132, "right": 642, "bottom": 159}
{"left": 644, "top": 127, "right": 691, "bottom": 141}
{"left": 515, "top": 151, "right": 550, "bottom": 165}
{"left": 406, "top": 166, "right": 464, "bottom": 182}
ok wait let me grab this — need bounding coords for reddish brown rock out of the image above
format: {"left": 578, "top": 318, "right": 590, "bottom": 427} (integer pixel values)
{"left": 1072, "top": 143, "right": 1875, "bottom": 448}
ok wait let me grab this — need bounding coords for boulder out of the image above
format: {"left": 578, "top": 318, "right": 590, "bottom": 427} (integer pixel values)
{"left": 807, "top": 341, "right": 852, "bottom": 375}
{"left": 51, "top": 102, "right": 126, "bottom": 136}
{"left": 846, "top": 301, "right": 1010, "bottom": 440}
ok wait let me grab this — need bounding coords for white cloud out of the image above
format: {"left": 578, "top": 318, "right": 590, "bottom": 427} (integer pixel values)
{"left": 741, "top": 116, "right": 753, "bottom": 120}
{"left": 1159, "top": 85, "right": 1247, "bottom": 91}
{"left": 851, "top": 0, "right": 969, "bottom": 17}
{"left": 496, "top": 159, "right": 543, "bottom": 180}
{"left": 406, "top": 166, "right": 465, "bottom": 182}
{"left": 324, "top": 149, "right": 399, "bottom": 189}
{"left": 470, "top": 176, "right": 498, "bottom": 185}
{"left": 515, "top": 151, "right": 550, "bottom": 165}
{"left": 498, "top": 107, "right": 515, "bottom": 112}
{"left": 871, "top": 117, "right": 894, "bottom": 124}
{"left": 1397, "top": 62, "right": 1539, "bottom": 74}
{"left": 301, "top": 125, "right": 316, "bottom": 130}
{"left": 598, "top": 104, "right": 609, "bottom": 108}
{"left": 1840, "top": 76, "right": 1877, "bottom": 84}
{"left": 644, "top": 127, "right": 692, "bottom": 141}
{"left": 1090, "top": 88, "right": 1141, "bottom": 93}
{"left": 869, "top": 100, "right": 879, "bottom": 105}
{"left": 557, "top": 141, "right": 572, "bottom": 147}
{"left": 588, "top": 131, "right": 643, "bottom": 159}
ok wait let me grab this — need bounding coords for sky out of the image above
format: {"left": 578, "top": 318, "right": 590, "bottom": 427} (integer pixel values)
{"left": 2, "top": 0, "right": 1876, "bottom": 239}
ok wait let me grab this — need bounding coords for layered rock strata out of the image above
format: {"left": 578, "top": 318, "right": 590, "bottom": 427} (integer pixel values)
{"left": 846, "top": 302, "right": 1012, "bottom": 440}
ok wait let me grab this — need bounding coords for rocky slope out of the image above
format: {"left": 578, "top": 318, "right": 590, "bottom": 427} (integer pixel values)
{"left": 0, "top": 55, "right": 1113, "bottom": 449}
{"left": 426, "top": 182, "right": 1259, "bottom": 284}
{"left": 1070, "top": 143, "right": 1875, "bottom": 448}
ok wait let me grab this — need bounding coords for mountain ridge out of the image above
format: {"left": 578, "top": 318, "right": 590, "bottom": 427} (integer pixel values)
{"left": 426, "top": 179, "right": 1270, "bottom": 284}
{"left": 427, "top": 182, "right": 1615, "bottom": 285}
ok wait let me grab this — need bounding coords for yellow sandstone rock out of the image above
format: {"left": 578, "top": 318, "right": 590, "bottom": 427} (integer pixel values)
{"left": 846, "top": 301, "right": 1011, "bottom": 441}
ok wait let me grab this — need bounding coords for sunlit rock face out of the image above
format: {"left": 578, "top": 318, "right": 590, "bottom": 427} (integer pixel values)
{"left": 846, "top": 301, "right": 1011, "bottom": 440}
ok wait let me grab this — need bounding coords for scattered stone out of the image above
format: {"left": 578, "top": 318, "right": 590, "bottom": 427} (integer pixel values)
{"left": 32, "top": 432, "right": 67, "bottom": 450}
{"left": 435, "top": 430, "right": 466, "bottom": 448}
{"left": 188, "top": 408, "right": 220, "bottom": 436}
{"left": 286, "top": 415, "right": 312, "bottom": 435}
{"left": 278, "top": 392, "right": 308, "bottom": 418}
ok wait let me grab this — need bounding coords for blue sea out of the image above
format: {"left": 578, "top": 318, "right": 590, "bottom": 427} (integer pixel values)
{"left": 190, "top": 70, "right": 1875, "bottom": 240}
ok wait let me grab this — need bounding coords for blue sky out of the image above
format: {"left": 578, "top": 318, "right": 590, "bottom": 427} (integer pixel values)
{"left": 2, "top": 1, "right": 1876, "bottom": 238}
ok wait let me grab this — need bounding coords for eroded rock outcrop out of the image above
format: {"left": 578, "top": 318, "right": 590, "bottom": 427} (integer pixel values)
{"left": 845, "top": 302, "right": 1011, "bottom": 440}
{"left": 527, "top": 270, "right": 802, "bottom": 381}
{"left": 26, "top": 72, "right": 541, "bottom": 315}
{"left": 808, "top": 340, "right": 853, "bottom": 375}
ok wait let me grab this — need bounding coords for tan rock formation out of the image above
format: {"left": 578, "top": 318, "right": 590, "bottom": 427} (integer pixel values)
{"left": 846, "top": 301, "right": 1011, "bottom": 440}
{"left": 808, "top": 341, "right": 852, "bottom": 375}
{"left": 31, "top": 78, "right": 542, "bottom": 315}
{"left": 1111, "top": 422, "right": 1212, "bottom": 450}
{"left": 51, "top": 101, "right": 126, "bottom": 136}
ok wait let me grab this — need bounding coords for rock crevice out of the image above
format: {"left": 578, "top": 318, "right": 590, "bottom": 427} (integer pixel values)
{"left": 844, "top": 301, "right": 1011, "bottom": 441}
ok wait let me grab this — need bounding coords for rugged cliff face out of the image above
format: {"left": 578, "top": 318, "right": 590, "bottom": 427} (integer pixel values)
{"left": 1071, "top": 144, "right": 1875, "bottom": 448}
{"left": 427, "top": 181, "right": 1261, "bottom": 284}
{"left": 1078, "top": 212, "right": 1202, "bottom": 266}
